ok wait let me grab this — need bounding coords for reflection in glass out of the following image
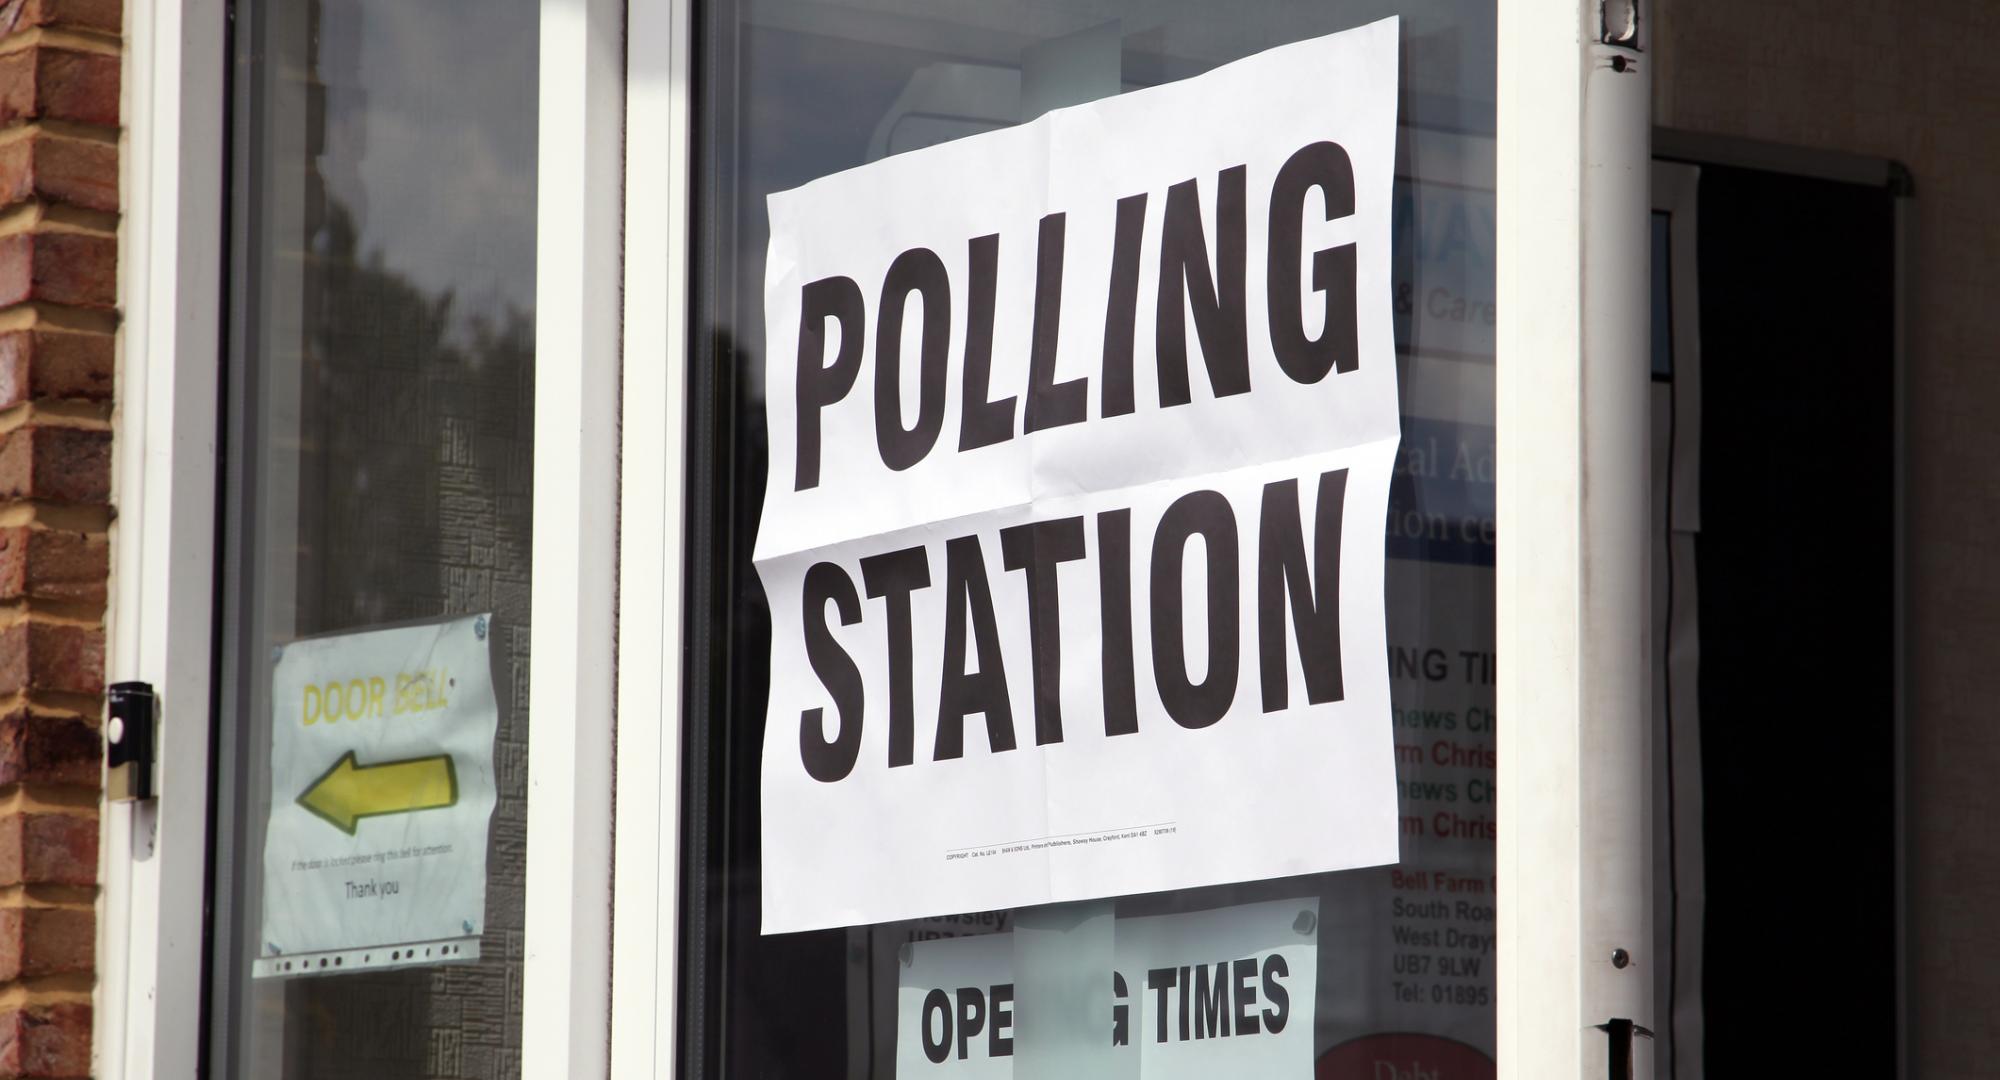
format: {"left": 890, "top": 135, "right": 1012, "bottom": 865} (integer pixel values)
{"left": 209, "top": 0, "right": 538, "bottom": 1076}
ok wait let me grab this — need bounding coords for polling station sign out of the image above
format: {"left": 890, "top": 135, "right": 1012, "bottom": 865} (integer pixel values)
{"left": 896, "top": 899, "right": 1318, "bottom": 1078}
{"left": 254, "top": 614, "right": 500, "bottom": 978}
{"left": 758, "top": 19, "right": 1403, "bottom": 932}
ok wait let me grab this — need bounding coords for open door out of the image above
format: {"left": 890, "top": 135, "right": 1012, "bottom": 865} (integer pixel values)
{"left": 1651, "top": 133, "right": 1909, "bottom": 1079}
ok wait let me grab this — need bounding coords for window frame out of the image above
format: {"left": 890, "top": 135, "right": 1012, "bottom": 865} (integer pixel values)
{"left": 520, "top": 0, "right": 626, "bottom": 1072}
{"left": 641, "top": 2, "right": 1659, "bottom": 1079}
{"left": 607, "top": 0, "right": 696, "bottom": 1072}
{"left": 103, "top": 0, "right": 634, "bottom": 1074}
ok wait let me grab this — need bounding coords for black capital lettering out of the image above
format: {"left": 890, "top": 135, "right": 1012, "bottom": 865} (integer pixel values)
{"left": 955, "top": 987, "right": 987, "bottom": 1060}
{"left": 1156, "top": 167, "right": 1250, "bottom": 407}
{"left": 1150, "top": 491, "right": 1241, "bottom": 729}
{"left": 959, "top": 234, "right": 1015, "bottom": 450}
{"left": 1000, "top": 517, "right": 1086, "bottom": 745}
{"left": 1101, "top": 193, "right": 1148, "bottom": 418}
{"left": 794, "top": 276, "right": 865, "bottom": 490}
{"left": 875, "top": 248, "right": 951, "bottom": 471}
{"left": 1113, "top": 971, "right": 1131, "bottom": 1046}
{"left": 1194, "top": 962, "right": 1230, "bottom": 1039}
{"left": 988, "top": 983, "right": 1015, "bottom": 1057}
{"left": 1098, "top": 509, "right": 1139, "bottom": 736}
{"left": 860, "top": 547, "right": 932, "bottom": 768}
{"left": 1178, "top": 964, "right": 1192, "bottom": 1041}
{"left": 1258, "top": 470, "right": 1349, "bottom": 711}
{"left": 936, "top": 537, "right": 1016, "bottom": 761}
{"left": 1147, "top": 967, "right": 1177, "bottom": 1044}
{"left": 1025, "top": 213, "right": 1086, "bottom": 432}
{"left": 799, "top": 562, "right": 864, "bottom": 783}
{"left": 1232, "top": 957, "right": 1261, "bottom": 1036}
{"left": 1267, "top": 141, "right": 1360, "bottom": 383}
{"left": 1261, "top": 955, "right": 1291, "bottom": 1034}
{"left": 922, "top": 988, "right": 952, "bottom": 1064}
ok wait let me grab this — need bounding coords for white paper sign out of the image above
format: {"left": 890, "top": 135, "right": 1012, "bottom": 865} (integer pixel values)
{"left": 899, "top": 931, "right": 1018, "bottom": 1079}
{"left": 896, "top": 899, "right": 1318, "bottom": 1077}
{"left": 255, "top": 614, "right": 500, "bottom": 976}
{"left": 759, "top": 19, "right": 1403, "bottom": 932}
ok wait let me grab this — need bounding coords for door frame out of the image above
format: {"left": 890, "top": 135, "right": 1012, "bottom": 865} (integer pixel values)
{"left": 1494, "top": 0, "right": 1657, "bottom": 1075}
{"left": 103, "top": 0, "right": 1667, "bottom": 1075}
{"left": 99, "top": 0, "right": 228, "bottom": 1073}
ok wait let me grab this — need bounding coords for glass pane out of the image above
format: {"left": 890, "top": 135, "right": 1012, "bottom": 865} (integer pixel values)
{"left": 207, "top": 0, "right": 538, "bottom": 1076}
{"left": 686, "top": 1, "right": 1496, "bottom": 1077}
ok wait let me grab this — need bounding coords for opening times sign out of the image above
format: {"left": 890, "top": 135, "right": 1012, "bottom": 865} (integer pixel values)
{"left": 895, "top": 900, "right": 1318, "bottom": 1079}
{"left": 758, "top": 20, "right": 1404, "bottom": 932}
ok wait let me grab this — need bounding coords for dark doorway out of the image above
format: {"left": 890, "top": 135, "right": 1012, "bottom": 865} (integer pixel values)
{"left": 1655, "top": 137, "right": 1905, "bottom": 1077}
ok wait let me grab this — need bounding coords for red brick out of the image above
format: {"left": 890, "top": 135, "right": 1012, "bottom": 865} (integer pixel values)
{"left": 0, "top": 813, "right": 93, "bottom": 886}
{"left": 0, "top": 1002, "right": 89, "bottom": 1078}
{"left": 0, "top": 132, "right": 114, "bottom": 213}
{"left": 0, "top": 426, "right": 110, "bottom": 503}
{"left": 19, "top": 233, "right": 111, "bottom": 307}
{"left": 1, "top": 0, "right": 121, "bottom": 36}
{"left": 0, "top": 527, "right": 105, "bottom": 604}
{"left": 0, "top": 527, "right": 28, "bottom": 595}
{"left": 17, "top": 814, "right": 90, "bottom": 884}
{"left": 26, "top": 622, "right": 98, "bottom": 692}
{"left": 0, "top": 330, "right": 112, "bottom": 406}
{"left": 0, "top": 46, "right": 117, "bottom": 128}
{"left": 0, "top": 708, "right": 96, "bottom": 788}
{"left": 0, "top": 621, "right": 101, "bottom": 696}
{"left": 0, "top": 232, "right": 114, "bottom": 310}
{"left": 0, "top": 906, "right": 91, "bottom": 980}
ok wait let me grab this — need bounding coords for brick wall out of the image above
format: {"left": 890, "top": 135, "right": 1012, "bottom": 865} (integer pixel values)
{"left": 0, "top": 0, "right": 119, "bottom": 1076}
{"left": 1655, "top": 2, "right": 2000, "bottom": 1076}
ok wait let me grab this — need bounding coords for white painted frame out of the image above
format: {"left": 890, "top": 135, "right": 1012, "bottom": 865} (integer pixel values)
{"left": 103, "top": 0, "right": 644, "bottom": 1073}
{"left": 610, "top": 0, "right": 693, "bottom": 1073}
{"left": 522, "top": 0, "right": 627, "bottom": 1073}
{"left": 98, "top": 0, "right": 227, "bottom": 1074}
{"left": 1495, "top": 1, "right": 1654, "bottom": 1078}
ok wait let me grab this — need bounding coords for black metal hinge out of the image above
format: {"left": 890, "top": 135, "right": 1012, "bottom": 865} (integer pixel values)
{"left": 1596, "top": 1017, "right": 1656, "bottom": 1080}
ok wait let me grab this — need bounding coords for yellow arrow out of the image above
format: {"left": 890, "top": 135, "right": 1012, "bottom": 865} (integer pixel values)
{"left": 297, "top": 751, "right": 458, "bottom": 835}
